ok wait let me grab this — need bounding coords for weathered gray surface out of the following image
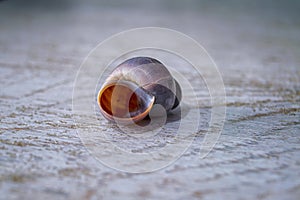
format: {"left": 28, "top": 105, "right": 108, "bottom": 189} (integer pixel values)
{"left": 1, "top": 1, "right": 300, "bottom": 199}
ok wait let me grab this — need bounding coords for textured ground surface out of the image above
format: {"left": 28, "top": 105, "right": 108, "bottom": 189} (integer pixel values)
{"left": 1, "top": 1, "right": 300, "bottom": 199}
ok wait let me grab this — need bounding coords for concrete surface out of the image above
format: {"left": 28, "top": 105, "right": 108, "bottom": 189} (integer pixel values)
{"left": 0, "top": 1, "right": 300, "bottom": 199}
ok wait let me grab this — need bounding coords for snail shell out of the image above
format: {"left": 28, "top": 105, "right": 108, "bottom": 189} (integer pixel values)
{"left": 97, "top": 57, "right": 181, "bottom": 123}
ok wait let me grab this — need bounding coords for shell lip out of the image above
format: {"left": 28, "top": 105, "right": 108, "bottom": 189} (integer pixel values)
{"left": 97, "top": 80, "right": 155, "bottom": 124}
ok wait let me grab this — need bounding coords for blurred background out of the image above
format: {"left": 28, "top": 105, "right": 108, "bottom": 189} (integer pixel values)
{"left": 1, "top": 0, "right": 300, "bottom": 199}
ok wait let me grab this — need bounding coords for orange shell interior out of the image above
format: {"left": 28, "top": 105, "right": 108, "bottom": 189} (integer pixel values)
{"left": 98, "top": 83, "right": 154, "bottom": 122}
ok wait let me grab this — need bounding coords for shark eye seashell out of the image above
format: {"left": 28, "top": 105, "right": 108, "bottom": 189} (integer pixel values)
{"left": 97, "top": 57, "right": 181, "bottom": 123}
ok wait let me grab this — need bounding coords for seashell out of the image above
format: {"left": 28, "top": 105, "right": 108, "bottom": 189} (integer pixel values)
{"left": 97, "top": 57, "right": 181, "bottom": 123}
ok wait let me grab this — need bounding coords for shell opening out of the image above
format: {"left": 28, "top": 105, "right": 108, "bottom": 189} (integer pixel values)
{"left": 98, "top": 82, "right": 155, "bottom": 122}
